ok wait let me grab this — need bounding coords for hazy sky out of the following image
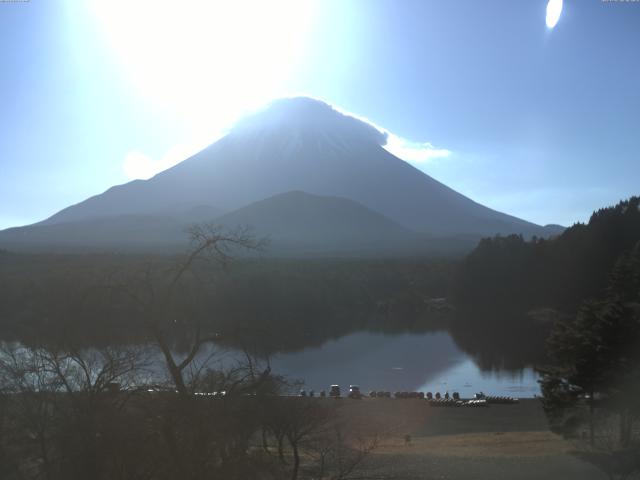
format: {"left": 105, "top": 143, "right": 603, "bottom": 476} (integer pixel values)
{"left": 1, "top": 0, "right": 638, "bottom": 229}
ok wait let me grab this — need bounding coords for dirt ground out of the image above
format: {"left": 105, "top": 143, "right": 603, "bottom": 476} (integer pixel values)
{"left": 332, "top": 398, "right": 606, "bottom": 480}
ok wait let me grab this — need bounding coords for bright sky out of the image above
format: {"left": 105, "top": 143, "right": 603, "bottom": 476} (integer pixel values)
{"left": 1, "top": 0, "right": 639, "bottom": 229}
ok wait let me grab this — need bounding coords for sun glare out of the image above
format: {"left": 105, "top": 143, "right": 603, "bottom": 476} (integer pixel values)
{"left": 546, "top": 0, "right": 563, "bottom": 29}
{"left": 90, "top": 0, "right": 318, "bottom": 141}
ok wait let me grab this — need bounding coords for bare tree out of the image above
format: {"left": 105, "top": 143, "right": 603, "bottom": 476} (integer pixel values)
{"left": 307, "top": 425, "right": 380, "bottom": 480}
{"left": 269, "top": 397, "right": 334, "bottom": 480}
{"left": 0, "top": 342, "right": 151, "bottom": 480}
{"left": 107, "top": 223, "right": 267, "bottom": 397}
{"left": 0, "top": 342, "right": 60, "bottom": 480}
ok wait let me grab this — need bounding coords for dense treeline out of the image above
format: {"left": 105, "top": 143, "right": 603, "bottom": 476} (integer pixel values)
{"left": 447, "top": 197, "right": 640, "bottom": 370}
{"left": 537, "top": 240, "right": 640, "bottom": 478}
{"left": 0, "top": 249, "right": 455, "bottom": 354}
{"left": 454, "top": 196, "right": 640, "bottom": 313}
{"left": 540, "top": 242, "right": 640, "bottom": 432}
{"left": 452, "top": 196, "right": 640, "bottom": 474}
{"left": 448, "top": 197, "right": 640, "bottom": 475}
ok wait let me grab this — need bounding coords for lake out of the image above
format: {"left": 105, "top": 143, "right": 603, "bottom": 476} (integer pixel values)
{"left": 216, "top": 330, "right": 541, "bottom": 398}
{"left": 1, "top": 329, "right": 541, "bottom": 398}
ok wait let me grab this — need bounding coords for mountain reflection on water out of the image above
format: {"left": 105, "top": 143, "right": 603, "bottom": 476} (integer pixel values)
{"left": 217, "top": 331, "right": 541, "bottom": 397}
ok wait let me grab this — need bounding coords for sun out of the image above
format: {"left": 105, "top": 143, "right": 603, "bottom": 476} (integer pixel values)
{"left": 546, "top": 0, "right": 563, "bottom": 29}
{"left": 89, "top": 0, "right": 318, "bottom": 137}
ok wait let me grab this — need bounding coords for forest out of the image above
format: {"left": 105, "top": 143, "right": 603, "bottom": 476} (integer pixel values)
{"left": 454, "top": 197, "right": 640, "bottom": 476}
{"left": 0, "top": 240, "right": 455, "bottom": 353}
{"left": 454, "top": 197, "right": 640, "bottom": 313}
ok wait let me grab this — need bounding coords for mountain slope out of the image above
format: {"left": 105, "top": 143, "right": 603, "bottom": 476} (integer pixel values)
{"left": 0, "top": 192, "right": 424, "bottom": 254}
{"left": 0, "top": 206, "right": 222, "bottom": 252}
{"left": 213, "top": 191, "right": 423, "bottom": 254}
{"left": 34, "top": 97, "right": 548, "bottom": 239}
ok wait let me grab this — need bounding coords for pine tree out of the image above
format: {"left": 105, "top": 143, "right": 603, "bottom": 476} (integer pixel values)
{"left": 539, "top": 242, "right": 640, "bottom": 446}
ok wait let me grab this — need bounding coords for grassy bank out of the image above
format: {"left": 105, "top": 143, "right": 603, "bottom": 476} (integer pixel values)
{"left": 333, "top": 399, "right": 606, "bottom": 479}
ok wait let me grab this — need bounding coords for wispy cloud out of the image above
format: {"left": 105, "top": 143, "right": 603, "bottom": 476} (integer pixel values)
{"left": 122, "top": 138, "right": 215, "bottom": 180}
{"left": 383, "top": 134, "right": 452, "bottom": 163}
{"left": 328, "top": 101, "right": 452, "bottom": 164}
{"left": 122, "top": 97, "right": 452, "bottom": 179}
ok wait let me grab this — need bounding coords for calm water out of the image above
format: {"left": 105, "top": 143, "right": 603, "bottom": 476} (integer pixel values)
{"left": 2, "top": 330, "right": 541, "bottom": 397}
{"left": 222, "top": 331, "right": 541, "bottom": 397}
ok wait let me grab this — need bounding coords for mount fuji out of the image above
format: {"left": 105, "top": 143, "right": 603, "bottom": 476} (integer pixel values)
{"left": 0, "top": 97, "right": 562, "bottom": 254}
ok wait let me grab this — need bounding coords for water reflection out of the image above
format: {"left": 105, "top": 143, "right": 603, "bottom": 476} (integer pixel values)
{"left": 417, "top": 359, "right": 540, "bottom": 397}
{"left": 260, "top": 331, "right": 540, "bottom": 397}
{"left": 2, "top": 330, "right": 542, "bottom": 397}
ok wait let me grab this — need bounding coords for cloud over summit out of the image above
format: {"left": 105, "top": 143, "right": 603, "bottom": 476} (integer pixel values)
{"left": 123, "top": 96, "right": 451, "bottom": 180}
{"left": 232, "top": 96, "right": 451, "bottom": 164}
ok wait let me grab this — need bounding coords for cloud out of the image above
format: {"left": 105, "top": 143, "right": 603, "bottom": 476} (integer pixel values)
{"left": 327, "top": 100, "right": 452, "bottom": 164}
{"left": 122, "top": 139, "right": 214, "bottom": 180}
{"left": 232, "top": 96, "right": 389, "bottom": 146}
{"left": 122, "top": 96, "right": 452, "bottom": 179}
{"left": 122, "top": 152, "right": 158, "bottom": 180}
{"left": 235, "top": 95, "right": 452, "bottom": 165}
{"left": 383, "top": 134, "right": 452, "bottom": 163}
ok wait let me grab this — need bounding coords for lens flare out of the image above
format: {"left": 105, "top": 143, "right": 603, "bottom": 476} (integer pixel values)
{"left": 546, "top": 0, "right": 563, "bottom": 29}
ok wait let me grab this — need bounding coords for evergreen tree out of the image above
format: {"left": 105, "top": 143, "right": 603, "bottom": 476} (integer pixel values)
{"left": 539, "top": 242, "right": 640, "bottom": 446}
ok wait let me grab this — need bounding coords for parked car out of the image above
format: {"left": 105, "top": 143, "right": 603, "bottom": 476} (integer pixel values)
{"left": 329, "top": 385, "right": 341, "bottom": 397}
{"left": 348, "top": 385, "right": 362, "bottom": 399}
